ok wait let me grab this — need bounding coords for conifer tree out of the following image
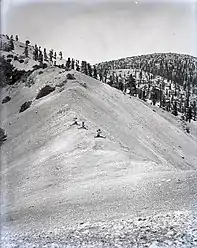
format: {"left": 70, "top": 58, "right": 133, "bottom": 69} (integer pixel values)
{"left": 99, "top": 73, "right": 103, "bottom": 82}
{"left": 9, "top": 37, "right": 14, "bottom": 50}
{"left": 172, "top": 101, "right": 178, "bottom": 116}
{"left": 38, "top": 50, "right": 43, "bottom": 64}
{"left": 76, "top": 61, "right": 80, "bottom": 71}
{"left": 15, "top": 35, "right": 19, "bottom": 41}
{"left": 54, "top": 52, "right": 57, "bottom": 60}
{"left": 26, "top": 40, "right": 30, "bottom": 46}
{"left": 49, "top": 49, "right": 53, "bottom": 62}
{"left": 87, "top": 63, "right": 92, "bottom": 77}
{"left": 33, "top": 45, "right": 39, "bottom": 61}
{"left": 128, "top": 74, "right": 136, "bottom": 96}
{"left": 93, "top": 65, "right": 97, "bottom": 79}
{"left": 59, "top": 51, "right": 63, "bottom": 60}
{"left": 81, "top": 61, "right": 88, "bottom": 75}
{"left": 108, "top": 75, "right": 113, "bottom": 86}
{"left": 8, "top": 35, "right": 14, "bottom": 50}
{"left": 71, "top": 59, "right": 75, "bottom": 70}
{"left": 24, "top": 46, "right": 28, "bottom": 57}
{"left": 44, "top": 48, "right": 48, "bottom": 61}
{"left": 66, "top": 58, "right": 71, "bottom": 70}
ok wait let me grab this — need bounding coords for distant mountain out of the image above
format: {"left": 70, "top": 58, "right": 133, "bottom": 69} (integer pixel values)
{"left": 95, "top": 53, "right": 197, "bottom": 121}
{"left": 96, "top": 53, "right": 197, "bottom": 88}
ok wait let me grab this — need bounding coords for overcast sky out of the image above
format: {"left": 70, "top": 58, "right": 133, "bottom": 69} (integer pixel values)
{"left": 1, "top": 0, "right": 197, "bottom": 63}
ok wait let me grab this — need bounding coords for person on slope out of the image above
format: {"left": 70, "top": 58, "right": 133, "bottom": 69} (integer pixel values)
{"left": 94, "top": 129, "right": 106, "bottom": 138}
{"left": 78, "top": 121, "right": 88, "bottom": 130}
{"left": 70, "top": 117, "right": 79, "bottom": 126}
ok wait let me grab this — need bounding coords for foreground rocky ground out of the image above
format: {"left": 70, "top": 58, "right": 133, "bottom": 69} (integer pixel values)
{"left": 2, "top": 211, "right": 197, "bottom": 248}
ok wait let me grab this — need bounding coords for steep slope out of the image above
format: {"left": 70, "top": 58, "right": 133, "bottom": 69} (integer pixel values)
{"left": 1, "top": 68, "right": 197, "bottom": 246}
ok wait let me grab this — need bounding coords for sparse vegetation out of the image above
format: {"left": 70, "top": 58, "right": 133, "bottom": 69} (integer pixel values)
{"left": 66, "top": 73, "right": 76, "bottom": 80}
{"left": 2, "top": 96, "right": 11, "bottom": 104}
{"left": 0, "top": 128, "right": 7, "bottom": 146}
{"left": 36, "top": 85, "right": 55, "bottom": 99}
{"left": 7, "top": 54, "right": 14, "bottom": 58}
{"left": 0, "top": 57, "right": 14, "bottom": 87}
{"left": 19, "top": 101, "right": 32, "bottom": 113}
{"left": 6, "top": 58, "right": 12, "bottom": 63}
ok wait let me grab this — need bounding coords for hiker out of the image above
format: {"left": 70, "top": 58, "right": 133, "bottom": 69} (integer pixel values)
{"left": 78, "top": 121, "right": 88, "bottom": 130}
{"left": 94, "top": 129, "right": 106, "bottom": 138}
{"left": 70, "top": 117, "right": 79, "bottom": 126}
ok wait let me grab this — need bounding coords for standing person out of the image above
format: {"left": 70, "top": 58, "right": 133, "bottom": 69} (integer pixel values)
{"left": 70, "top": 117, "right": 79, "bottom": 126}
{"left": 94, "top": 129, "right": 106, "bottom": 138}
{"left": 78, "top": 121, "right": 88, "bottom": 130}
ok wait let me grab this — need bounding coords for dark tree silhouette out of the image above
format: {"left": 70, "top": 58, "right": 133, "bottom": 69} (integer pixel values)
{"left": 81, "top": 61, "right": 88, "bottom": 75}
{"left": 49, "top": 49, "right": 53, "bottom": 62}
{"left": 24, "top": 46, "right": 28, "bottom": 57}
{"left": 71, "top": 59, "right": 75, "bottom": 70}
{"left": 33, "top": 45, "right": 39, "bottom": 61}
{"left": 76, "top": 60, "right": 80, "bottom": 71}
{"left": 93, "top": 65, "right": 97, "bottom": 79}
{"left": 66, "top": 57, "right": 71, "bottom": 70}
{"left": 38, "top": 50, "right": 43, "bottom": 64}
{"left": 87, "top": 63, "right": 92, "bottom": 77}
{"left": 25, "top": 40, "right": 30, "bottom": 46}
{"left": 59, "top": 51, "right": 63, "bottom": 60}
{"left": 44, "top": 48, "right": 48, "bottom": 61}
{"left": 9, "top": 37, "right": 14, "bottom": 50}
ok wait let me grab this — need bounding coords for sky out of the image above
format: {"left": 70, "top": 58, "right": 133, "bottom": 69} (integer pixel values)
{"left": 1, "top": 0, "right": 197, "bottom": 63}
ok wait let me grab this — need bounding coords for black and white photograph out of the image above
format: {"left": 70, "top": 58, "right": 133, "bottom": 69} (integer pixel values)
{"left": 0, "top": 0, "right": 197, "bottom": 247}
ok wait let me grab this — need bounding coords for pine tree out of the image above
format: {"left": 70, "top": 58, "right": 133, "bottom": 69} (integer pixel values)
{"left": 66, "top": 57, "right": 71, "bottom": 70}
{"left": 187, "top": 106, "right": 192, "bottom": 122}
{"left": 99, "top": 73, "right": 103, "bottom": 82}
{"left": 59, "top": 51, "right": 63, "bottom": 60}
{"left": 49, "top": 49, "right": 53, "bottom": 62}
{"left": 15, "top": 35, "right": 19, "bottom": 41}
{"left": 87, "top": 63, "right": 92, "bottom": 77}
{"left": 38, "top": 50, "right": 43, "bottom": 64}
{"left": 33, "top": 45, "right": 39, "bottom": 61}
{"left": 9, "top": 37, "right": 14, "bottom": 50}
{"left": 26, "top": 40, "right": 30, "bottom": 46}
{"left": 54, "top": 52, "right": 57, "bottom": 60}
{"left": 108, "top": 75, "right": 113, "bottom": 86}
{"left": 24, "top": 46, "right": 28, "bottom": 57}
{"left": 44, "top": 48, "right": 48, "bottom": 61}
{"left": 71, "top": 59, "right": 75, "bottom": 70}
{"left": 93, "top": 65, "right": 97, "bottom": 79}
{"left": 76, "top": 61, "right": 80, "bottom": 71}
{"left": 128, "top": 74, "right": 136, "bottom": 96}
{"left": 81, "top": 61, "right": 88, "bottom": 75}
{"left": 172, "top": 101, "right": 178, "bottom": 116}
{"left": 192, "top": 101, "right": 196, "bottom": 121}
